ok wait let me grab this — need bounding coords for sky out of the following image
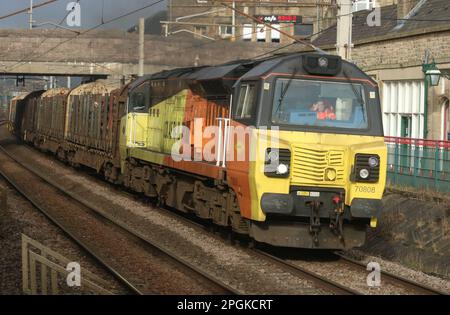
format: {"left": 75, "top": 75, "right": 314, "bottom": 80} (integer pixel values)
{"left": 0, "top": 0, "right": 167, "bottom": 30}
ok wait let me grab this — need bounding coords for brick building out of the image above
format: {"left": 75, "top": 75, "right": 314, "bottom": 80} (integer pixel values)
{"left": 313, "top": 0, "right": 450, "bottom": 141}
{"left": 164, "top": 0, "right": 335, "bottom": 44}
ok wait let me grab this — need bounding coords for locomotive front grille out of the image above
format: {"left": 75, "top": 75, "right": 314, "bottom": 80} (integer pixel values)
{"left": 291, "top": 145, "right": 345, "bottom": 185}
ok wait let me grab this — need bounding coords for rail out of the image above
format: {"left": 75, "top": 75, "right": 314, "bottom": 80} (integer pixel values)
{"left": 335, "top": 252, "right": 447, "bottom": 295}
{"left": 0, "top": 145, "right": 238, "bottom": 295}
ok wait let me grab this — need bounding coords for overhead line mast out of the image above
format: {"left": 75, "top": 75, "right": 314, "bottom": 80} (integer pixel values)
{"left": 336, "top": 0, "right": 353, "bottom": 60}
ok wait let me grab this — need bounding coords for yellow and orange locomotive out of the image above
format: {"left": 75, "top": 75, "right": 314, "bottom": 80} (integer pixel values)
{"left": 10, "top": 53, "right": 387, "bottom": 249}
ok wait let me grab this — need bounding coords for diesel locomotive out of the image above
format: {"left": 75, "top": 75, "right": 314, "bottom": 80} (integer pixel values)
{"left": 9, "top": 53, "right": 387, "bottom": 249}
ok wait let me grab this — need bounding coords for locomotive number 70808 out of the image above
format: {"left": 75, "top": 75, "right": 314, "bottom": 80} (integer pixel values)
{"left": 355, "top": 186, "right": 376, "bottom": 194}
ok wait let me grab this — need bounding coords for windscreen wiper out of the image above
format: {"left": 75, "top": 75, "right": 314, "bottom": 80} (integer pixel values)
{"left": 342, "top": 69, "right": 366, "bottom": 121}
{"left": 275, "top": 67, "right": 299, "bottom": 115}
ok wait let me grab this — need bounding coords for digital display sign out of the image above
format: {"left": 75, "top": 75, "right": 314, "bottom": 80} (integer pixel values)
{"left": 255, "top": 15, "right": 302, "bottom": 24}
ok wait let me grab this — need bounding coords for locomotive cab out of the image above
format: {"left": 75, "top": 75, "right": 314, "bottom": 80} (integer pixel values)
{"left": 227, "top": 54, "right": 387, "bottom": 249}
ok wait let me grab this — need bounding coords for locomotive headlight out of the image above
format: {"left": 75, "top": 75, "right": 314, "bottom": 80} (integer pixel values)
{"left": 359, "top": 168, "right": 370, "bottom": 179}
{"left": 368, "top": 156, "right": 379, "bottom": 168}
{"left": 354, "top": 154, "right": 380, "bottom": 183}
{"left": 276, "top": 163, "right": 289, "bottom": 175}
{"left": 265, "top": 148, "right": 291, "bottom": 178}
{"left": 268, "top": 150, "right": 279, "bottom": 162}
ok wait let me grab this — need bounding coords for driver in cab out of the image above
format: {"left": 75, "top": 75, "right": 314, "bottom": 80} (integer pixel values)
{"left": 310, "top": 99, "right": 336, "bottom": 120}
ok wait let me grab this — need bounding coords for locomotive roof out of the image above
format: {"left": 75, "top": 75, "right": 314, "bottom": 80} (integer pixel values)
{"left": 128, "top": 53, "right": 372, "bottom": 93}
{"left": 239, "top": 53, "right": 368, "bottom": 81}
{"left": 184, "top": 61, "right": 249, "bottom": 80}
{"left": 128, "top": 59, "right": 257, "bottom": 91}
{"left": 129, "top": 66, "right": 205, "bottom": 90}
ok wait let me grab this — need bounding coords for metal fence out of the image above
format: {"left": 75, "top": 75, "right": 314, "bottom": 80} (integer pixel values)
{"left": 385, "top": 137, "right": 450, "bottom": 192}
{"left": 22, "top": 234, "right": 112, "bottom": 295}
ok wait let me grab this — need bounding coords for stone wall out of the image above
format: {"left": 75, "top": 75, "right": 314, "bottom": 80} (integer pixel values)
{"left": 0, "top": 29, "right": 279, "bottom": 74}
{"left": 169, "top": 0, "right": 326, "bottom": 43}
{"left": 310, "top": 25, "right": 450, "bottom": 71}
{"left": 349, "top": 27, "right": 450, "bottom": 141}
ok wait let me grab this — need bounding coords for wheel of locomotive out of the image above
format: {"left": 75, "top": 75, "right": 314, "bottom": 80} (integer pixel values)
{"left": 156, "top": 194, "right": 165, "bottom": 207}
{"left": 103, "top": 162, "right": 120, "bottom": 185}
{"left": 227, "top": 230, "right": 237, "bottom": 246}
{"left": 103, "top": 162, "right": 112, "bottom": 182}
{"left": 56, "top": 147, "right": 66, "bottom": 162}
{"left": 67, "top": 151, "right": 79, "bottom": 168}
{"left": 33, "top": 138, "right": 40, "bottom": 150}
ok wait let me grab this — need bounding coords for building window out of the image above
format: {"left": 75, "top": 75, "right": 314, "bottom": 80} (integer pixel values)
{"left": 220, "top": 25, "right": 233, "bottom": 38}
{"left": 353, "top": 0, "right": 375, "bottom": 12}
{"left": 442, "top": 99, "right": 449, "bottom": 141}
{"left": 194, "top": 26, "right": 208, "bottom": 39}
{"left": 271, "top": 24, "right": 281, "bottom": 43}
{"left": 382, "top": 81, "right": 424, "bottom": 139}
{"left": 294, "top": 24, "right": 313, "bottom": 37}
{"left": 256, "top": 24, "right": 266, "bottom": 42}
{"left": 243, "top": 24, "right": 252, "bottom": 41}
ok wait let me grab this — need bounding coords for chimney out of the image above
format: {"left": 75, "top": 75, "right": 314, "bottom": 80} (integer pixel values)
{"left": 397, "top": 0, "right": 421, "bottom": 19}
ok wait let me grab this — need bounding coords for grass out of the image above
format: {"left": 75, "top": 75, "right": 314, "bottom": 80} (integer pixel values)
{"left": 362, "top": 185, "right": 450, "bottom": 278}
{"left": 386, "top": 184, "right": 450, "bottom": 207}
{"left": 387, "top": 184, "right": 450, "bottom": 240}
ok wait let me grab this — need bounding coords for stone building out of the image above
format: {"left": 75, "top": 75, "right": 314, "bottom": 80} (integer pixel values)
{"left": 313, "top": 0, "right": 450, "bottom": 141}
{"left": 164, "top": 0, "right": 335, "bottom": 44}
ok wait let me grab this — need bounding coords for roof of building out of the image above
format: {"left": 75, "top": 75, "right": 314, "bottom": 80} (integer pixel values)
{"left": 313, "top": 0, "right": 450, "bottom": 47}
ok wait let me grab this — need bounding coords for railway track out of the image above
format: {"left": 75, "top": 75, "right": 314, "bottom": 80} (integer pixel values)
{"left": 134, "top": 205, "right": 360, "bottom": 295}
{"left": 131, "top": 194, "right": 448, "bottom": 295}
{"left": 0, "top": 138, "right": 447, "bottom": 295}
{"left": 0, "top": 140, "right": 362, "bottom": 295}
{"left": 251, "top": 249, "right": 360, "bottom": 295}
{"left": 334, "top": 252, "right": 447, "bottom": 295}
{"left": 0, "top": 166, "right": 141, "bottom": 294}
{"left": 0, "top": 144, "right": 239, "bottom": 295}
{"left": 58, "top": 172, "right": 450, "bottom": 295}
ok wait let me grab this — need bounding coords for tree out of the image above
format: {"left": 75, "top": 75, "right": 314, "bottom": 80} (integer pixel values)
{"left": 128, "top": 10, "right": 167, "bottom": 35}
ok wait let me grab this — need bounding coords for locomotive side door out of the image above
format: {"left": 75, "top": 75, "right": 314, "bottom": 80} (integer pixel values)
{"left": 162, "top": 90, "right": 188, "bottom": 155}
